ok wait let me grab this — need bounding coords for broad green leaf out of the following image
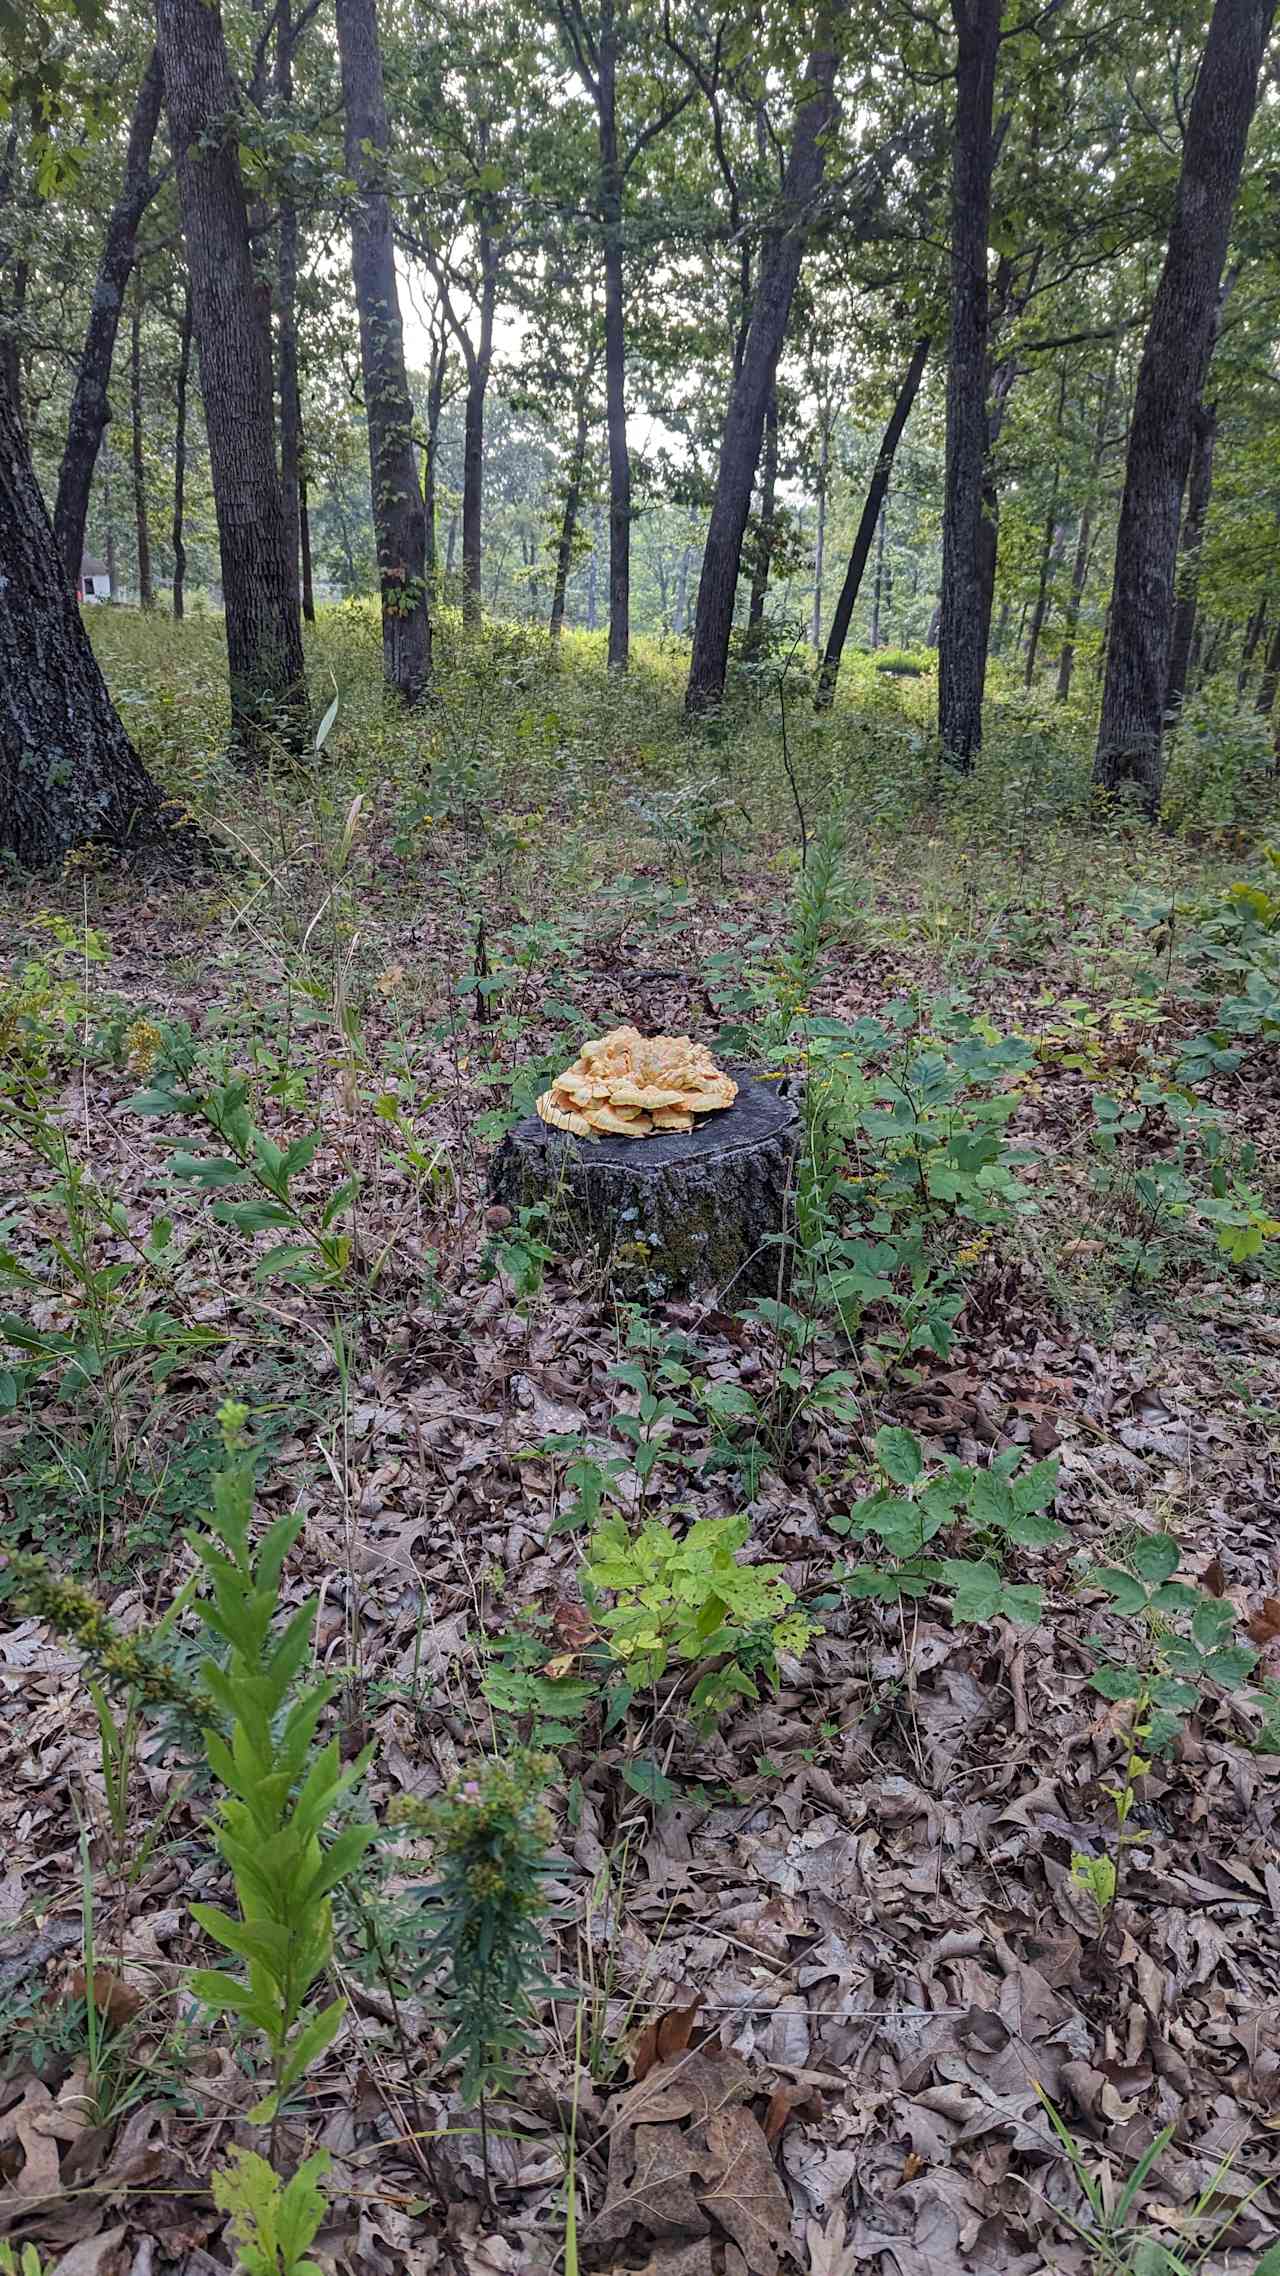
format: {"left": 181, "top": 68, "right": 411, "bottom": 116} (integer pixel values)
{"left": 874, "top": 1425, "right": 923, "bottom": 1486}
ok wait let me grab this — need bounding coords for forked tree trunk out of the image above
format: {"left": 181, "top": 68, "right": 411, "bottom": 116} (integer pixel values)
{"left": 1, "top": 361, "right": 165, "bottom": 866}
{"left": 1164, "top": 399, "right": 1217, "bottom": 717}
{"left": 171, "top": 279, "right": 191, "bottom": 619}
{"left": 156, "top": 0, "right": 308, "bottom": 748}
{"left": 53, "top": 48, "right": 164, "bottom": 585}
{"left": 1094, "top": 0, "right": 1275, "bottom": 813}
{"left": 685, "top": 5, "right": 844, "bottom": 712}
{"left": 815, "top": 334, "right": 928, "bottom": 709}
{"left": 129, "top": 282, "right": 154, "bottom": 609}
{"left": 336, "top": 0, "right": 430, "bottom": 700}
{"left": 938, "top": 0, "right": 1000, "bottom": 768}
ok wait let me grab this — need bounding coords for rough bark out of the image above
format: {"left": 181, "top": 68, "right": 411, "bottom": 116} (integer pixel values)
{"left": 550, "top": 396, "right": 590, "bottom": 637}
{"left": 129, "top": 282, "right": 154, "bottom": 609}
{"left": 1, "top": 359, "right": 165, "bottom": 867}
{"left": 490, "top": 1073, "right": 800, "bottom": 1300}
{"left": 157, "top": 0, "right": 308, "bottom": 748}
{"left": 815, "top": 335, "right": 928, "bottom": 709}
{"left": 938, "top": 0, "right": 1000, "bottom": 768}
{"left": 171, "top": 279, "right": 192, "bottom": 619}
{"left": 1164, "top": 399, "right": 1217, "bottom": 717}
{"left": 53, "top": 48, "right": 164, "bottom": 585}
{"left": 685, "top": 9, "right": 844, "bottom": 712}
{"left": 336, "top": 0, "right": 430, "bottom": 700}
{"left": 1094, "top": 0, "right": 1275, "bottom": 812}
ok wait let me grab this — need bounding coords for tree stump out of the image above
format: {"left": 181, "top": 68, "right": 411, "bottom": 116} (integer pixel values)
{"left": 489, "top": 1069, "right": 800, "bottom": 1301}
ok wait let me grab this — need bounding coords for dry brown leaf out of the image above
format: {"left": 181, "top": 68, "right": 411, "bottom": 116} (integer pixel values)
{"left": 70, "top": 1968, "right": 145, "bottom": 2030}
{"left": 763, "top": 2082, "right": 815, "bottom": 2146}
{"left": 632, "top": 1994, "right": 703, "bottom": 2082}
{"left": 620, "top": 2046, "right": 755, "bottom": 2126}
{"left": 590, "top": 2118, "right": 709, "bottom": 2244}
{"left": 617, "top": 2242, "right": 713, "bottom": 2276}
{"left": 804, "top": 2211, "right": 859, "bottom": 2276}
{"left": 1245, "top": 1597, "right": 1280, "bottom": 1645}
{"left": 701, "top": 2104, "right": 794, "bottom": 2275}
{"left": 49, "top": 2227, "right": 130, "bottom": 2276}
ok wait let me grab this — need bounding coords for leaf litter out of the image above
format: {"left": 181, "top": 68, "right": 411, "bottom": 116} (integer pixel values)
{"left": 1, "top": 831, "right": 1279, "bottom": 2276}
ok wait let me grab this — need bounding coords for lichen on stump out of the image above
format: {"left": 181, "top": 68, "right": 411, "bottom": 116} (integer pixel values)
{"left": 490, "top": 1069, "right": 800, "bottom": 1299}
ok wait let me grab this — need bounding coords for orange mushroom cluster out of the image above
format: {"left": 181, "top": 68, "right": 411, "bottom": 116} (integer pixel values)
{"left": 536, "top": 1026, "right": 738, "bottom": 1140}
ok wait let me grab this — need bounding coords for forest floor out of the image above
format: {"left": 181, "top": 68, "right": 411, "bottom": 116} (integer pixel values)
{"left": 2, "top": 606, "right": 1280, "bottom": 2276}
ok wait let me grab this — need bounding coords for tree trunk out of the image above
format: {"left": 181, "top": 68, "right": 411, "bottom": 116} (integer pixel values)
{"left": 274, "top": 2, "right": 304, "bottom": 616}
{"left": 1055, "top": 357, "right": 1115, "bottom": 702}
{"left": 685, "top": 6, "right": 844, "bottom": 713}
{"left": 157, "top": 0, "right": 308, "bottom": 748}
{"left": 746, "top": 383, "right": 779, "bottom": 639}
{"left": 938, "top": 0, "right": 1001, "bottom": 768}
{"left": 53, "top": 48, "right": 164, "bottom": 585}
{"left": 869, "top": 502, "right": 887, "bottom": 648}
{"left": 1, "top": 359, "right": 165, "bottom": 866}
{"left": 299, "top": 447, "right": 315, "bottom": 620}
{"left": 1238, "top": 589, "right": 1267, "bottom": 695}
{"left": 171, "top": 278, "right": 192, "bottom": 618}
{"left": 423, "top": 321, "right": 447, "bottom": 586}
{"left": 599, "top": 7, "right": 630, "bottom": 670}
{"left": 336, "top": 0, "right": 430, "bottom": 700}
{"left": 1023, "top": 506, "right": 1061, "bottom": 687}
{"left": 129, "top": 281, "right": 154, "bottom": 609}
{"left": 1094, "top": 0, "right": 1275, "bottom": 813}
{"left": 815, "top": 334, "right": 928, "bottom": 708}
{"left": 1164, "top": 398, "right": 1217, "bottom": 718}
{"left": 550, "top": 396, "right": 590, "bottom": 637}
{"left": 1255, "top": 616, "right": 1280, "bottom": 720}
{"left": 811, "top": 409, "right": 830, "bottom": 652}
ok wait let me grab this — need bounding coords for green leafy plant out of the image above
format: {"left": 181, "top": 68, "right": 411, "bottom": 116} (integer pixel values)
{"left": 127, "top": 1071, "right": 358, "bottom": 1284}
{"left": 211, "top": 2146, "right": 330, "bottom": 2276}
{"left": 480, "top": 1200, "right": 555, "bottom": 1303}
{"left": 480, "top": 1609, "right": 607, "bottom": 1747}
{"left": 1085, "top": 1532, "right": 1257, "bottom": 1751}
{"left": 186, "top": 1404, "right": 377, "bottom": 2125}
{"left": 583, "top": 1511, "right": 815, "bottom": 1726}
{"left": 394, "top": 1751, "right": 554, "bottom": 2108}
{"left": 833, "top": 1426, "right": 1062, "bottom": 1627}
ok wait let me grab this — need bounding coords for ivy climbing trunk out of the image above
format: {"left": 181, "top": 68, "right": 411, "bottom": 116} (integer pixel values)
{"left": 685, "top": 4, "right": 845, "bottom": 712}
{"left": 156, "top": 0, "right": 308, "bottom": 749}
{"left": 1, "top": 357, "right": 165, "bottom": 866}
{"left": 1094, "top": 0, "right": 1275, "bottom": 812}
{"left": 336, "top": 0, "right": 430, "bottom": 700}
{"left": 53, "top": 46, "right": 164, "bottom": 586}
{"left": 938, "top": 0, "right": 1000, "bottom": 768}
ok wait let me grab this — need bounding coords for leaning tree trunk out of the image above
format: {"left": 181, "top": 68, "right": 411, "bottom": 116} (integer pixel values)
{"left": 491, "top": 1072, "right": 800, "bottom": 1299}
{"left": 1, "top": 360, "right": 165, "bottom": 866}
{"left": 815, "top": 335, "right": 928, "bottom": 709}
{"left": 171, "top": 279, "right": 191, "bottom": 619}
{"left": 550, "top": 395, "right": 590, "bottom": 637}
{"left": 129, "top": 282, "right": 154, "bottom": 609}
{"left": 1164, "top": 398, "right": 1217, "bottom": 718}
{"left": 335, "top": 0, "right": 430, "bottom": 701}
{"left": 685, "top": 5, "right": 844, "bottom": 713}
{"left": 156, "top": 0, "right": 308, "bottom": 749}
{"left": 53, "top": 47, "right": 163, "bottom": 586}
{"left": 1094, "top": 0, "right": 1276, "bottom": 814}
{"left": 938, "top": 0, "right": 1000, "bottom": 769}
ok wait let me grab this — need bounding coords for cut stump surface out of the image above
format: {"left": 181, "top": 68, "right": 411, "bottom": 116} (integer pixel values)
{"left": 489, "top": 1068, "right": 800, "bottom": 1299}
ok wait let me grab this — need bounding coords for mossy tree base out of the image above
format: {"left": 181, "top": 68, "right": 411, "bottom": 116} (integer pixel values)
{"left": 489, "top": 1070, "right": 800, "bottom": 1300}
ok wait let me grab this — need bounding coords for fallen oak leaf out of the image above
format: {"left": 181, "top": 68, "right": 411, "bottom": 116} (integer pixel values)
{"left": 701, "top": 2104, "right": 795, "bottom": 2275}
{"left": 620, "top": 2046, "right": 755, "bottom": 2125}
{"left": 70, "top": 1968, "right": 146, "bottom": 2030}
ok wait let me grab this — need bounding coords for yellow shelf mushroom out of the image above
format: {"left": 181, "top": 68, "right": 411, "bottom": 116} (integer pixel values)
{"left": 536, "top": 1025, "right": 737, "bottom": 1139}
